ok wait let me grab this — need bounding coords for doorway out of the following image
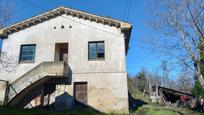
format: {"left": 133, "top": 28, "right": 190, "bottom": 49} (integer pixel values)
{"left": 74, "top": 82, "right": 88, "bottom": 105}
{"left": 54, "top": 43, "right": 68, "bottom": 63}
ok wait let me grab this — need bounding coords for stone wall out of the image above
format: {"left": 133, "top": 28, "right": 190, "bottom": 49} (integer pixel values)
{"left": 0, "top": 80, "right": 8, "bottom": 105}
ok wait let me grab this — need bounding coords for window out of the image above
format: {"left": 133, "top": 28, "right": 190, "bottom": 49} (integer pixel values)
{"left": 19, "top": 44, "right": 36, "bottom": 62}
{"left": 88, "top": 41, "right": 105, "bottom": 60}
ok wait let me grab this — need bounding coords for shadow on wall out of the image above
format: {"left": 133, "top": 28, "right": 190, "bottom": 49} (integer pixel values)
{"left": 55, "top": 92, "right": 102, "bottom": 114}
{"left": 6, "top": 64, "right": 101, "bottom": 113}
{"left": 128, "top": 92, "right": 147, "bottom": 112}
{"left": 55, "top": 92, "right": 73, "bottom": 111}
{"left": 10, "top": 78, "right": 101, "bottom": 113}
{"left": 17, "top": 85, "right": 101, "bottom": 113}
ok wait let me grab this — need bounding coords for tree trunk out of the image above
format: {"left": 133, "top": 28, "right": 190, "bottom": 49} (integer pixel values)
{"left": 197, "top": 73, "right": 204, "bottom": 89}
{"left": 195, "top": 62, "right": 204, "bottom": 89}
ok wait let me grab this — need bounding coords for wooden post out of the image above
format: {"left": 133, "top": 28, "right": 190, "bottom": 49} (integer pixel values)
{"left": 148, "top": 75, "right": 152, "bottom": 96}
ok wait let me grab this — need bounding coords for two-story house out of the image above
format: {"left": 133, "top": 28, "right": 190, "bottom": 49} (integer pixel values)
{"left": 0, "top": 7, "right": 132, "bottom": 114}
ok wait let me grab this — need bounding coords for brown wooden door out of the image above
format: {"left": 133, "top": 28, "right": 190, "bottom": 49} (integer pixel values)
{"left": 74, "top": 82, "right": 87, "bottom": 104}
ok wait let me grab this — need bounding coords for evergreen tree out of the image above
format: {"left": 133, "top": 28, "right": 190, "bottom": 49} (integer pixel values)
{"left": 192, "top": 45, "right": 204, "bottom": 97}
{"left": 192, "top": 79, "right": 204, "bottom": 97}
{"left": 136, "top": 70, "right": 148, "bottom": 92}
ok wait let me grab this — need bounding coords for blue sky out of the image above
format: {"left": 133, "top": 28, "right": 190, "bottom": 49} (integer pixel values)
{"left": 0, "top": 0, "right": 162, "bottom": 75}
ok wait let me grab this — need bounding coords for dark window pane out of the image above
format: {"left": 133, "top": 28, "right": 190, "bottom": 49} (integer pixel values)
{"left": 20, "top": 44, "right": 36, "bottom": 62}
{"left": 98, "top": 53, "right": 104, "bottom": 58}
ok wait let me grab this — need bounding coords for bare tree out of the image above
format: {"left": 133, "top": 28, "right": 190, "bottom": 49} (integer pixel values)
{"left": 0, "top": 0, "right": 15, "bottom": 29}
{"left": 0, "top": 0, "right": 15, "bottom": 72}
{"left": 0, "top": 51, "right": 18, "bottom": 72}
{"left": 160, "top": 60, "right": 170, "bottom": 87}
{"left": 176, "top": 66, "right": 194, "bottom": 92}
{"left": 146, "top": 0, "right": 204, "bottom": 88}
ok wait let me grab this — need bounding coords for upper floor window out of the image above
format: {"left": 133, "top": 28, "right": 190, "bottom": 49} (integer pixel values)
{"left": 19, "top": 44, "right": 36, "bottom": 63}
{"left": 88, "top": 41, "right": 105, "bottom": 60}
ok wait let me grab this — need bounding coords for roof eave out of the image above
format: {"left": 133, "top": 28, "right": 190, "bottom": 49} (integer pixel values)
{"left": 121, "top": 23, "right": 132, "bottom": 55}
{"left": 0, "top": 6, "right": 127, "bottom": 37}
{"left": 0, "top": 29, "right": 3, "bottom": 35}
{"left": 0, "top": 29, "right": 5, "bottom": 38}
{"left": 0, "top": 29, "right": 8, "bottom": 39}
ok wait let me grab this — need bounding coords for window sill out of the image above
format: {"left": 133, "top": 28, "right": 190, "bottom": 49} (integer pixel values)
{"left": 88, "top": 58, "right": 105, "bottom": 61}
{"left": 19, "top": 61, "right": 35, "bottom": 64}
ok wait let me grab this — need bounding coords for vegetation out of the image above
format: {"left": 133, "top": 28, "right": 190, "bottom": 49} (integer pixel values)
{"left": 128, "top": 77, "right": 150, "bottom": 104}
{"left": 132, "top": 104, "right": 201, "bottom": 115}
{"left": 0, "top": 106, "right": 104, "bottom": 115}
{"left": 128, "top": 77, "right": 201, "bottom": 115}
{"left": 0, "top": 81, "right": 201, "bottom": 115}
{"left": 192, "top": 79, "right": 204, "bottom": 97}
{"left": 128, "top": 67, "right": 193, "bottom": 96}
{"left": 146, "top": 0, "right": 204, "bottom": 89}
{"left": 134, "top": 70, "right": 147, "bottom": 92}
{"left": 191, "top": 45, "right": 204, "bottom": 98}
{"left": 133, "top": 106, "right": 180, "bottom": 115}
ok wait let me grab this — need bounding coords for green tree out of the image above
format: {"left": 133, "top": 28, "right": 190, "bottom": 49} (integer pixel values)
{"left": 192, "top": 46, "right": 204, "bottom": 97}
{"left": 135, "top": 70, "right": 148, "bottom": 92}
{"left": 192, "top": 79, "right": 204, "bottom": 97}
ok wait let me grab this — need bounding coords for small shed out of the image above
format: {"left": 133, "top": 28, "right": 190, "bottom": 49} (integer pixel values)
{"left": 151, "top": 85, "right": 194, "bottom": 106}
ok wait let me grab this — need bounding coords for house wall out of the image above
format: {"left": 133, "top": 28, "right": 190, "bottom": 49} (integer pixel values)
{"left": 0, "top": 80, "right": 8, "bottom": 105}
{"left": 0, "top": 14, "right": 129, "bottom": 113}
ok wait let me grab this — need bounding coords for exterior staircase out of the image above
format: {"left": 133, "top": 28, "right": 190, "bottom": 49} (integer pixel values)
{"left": 6, "top": 61, "right": 70, "bottom": 106}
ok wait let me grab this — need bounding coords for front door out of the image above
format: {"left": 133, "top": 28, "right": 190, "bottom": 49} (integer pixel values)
{"left": 74, "top": 82, "right": 87, "bottom": 105}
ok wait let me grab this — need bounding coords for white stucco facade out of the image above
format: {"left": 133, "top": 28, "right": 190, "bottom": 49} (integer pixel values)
{"left": 0, "top": 8, "right": 131, "bottom": 113}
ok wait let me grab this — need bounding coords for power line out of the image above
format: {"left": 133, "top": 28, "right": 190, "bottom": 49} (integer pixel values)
{"left": 126, "top": 0, "right": 132, "bottom": 21}
{"left": 20, "top": 0, "right": 124, "bottom": 38}
{"left": 123, "top": 0, "right": 132, "bottom": 21}
{"left": 122, "top": 0, "right": 129, "bottom": 21}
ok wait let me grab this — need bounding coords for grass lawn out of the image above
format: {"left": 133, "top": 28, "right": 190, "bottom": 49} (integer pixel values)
{"left": 0, "top": 89, "right": 202, "bottom": 115}
{"left": 129, "top": 88, "right": 202, "bottom": 115}
{"left": 131, "top": 104, "right": 201, "bottom": 115}
{"left": 0, "top": 106, "right": 104, "bottom": 115}
{"left": 146, "top": 110, "right": 178, "bottom": 115}
{"left": 0, "top": 104, "right": 202, "bottom": 115}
